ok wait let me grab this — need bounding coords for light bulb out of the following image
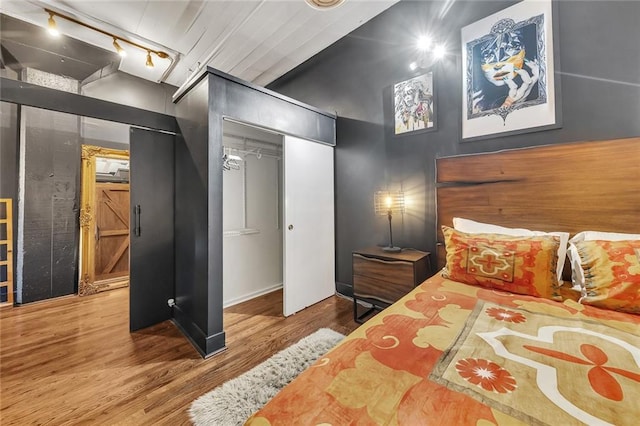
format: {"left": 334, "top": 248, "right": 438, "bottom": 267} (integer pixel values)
{"left": 113, "top": 39, "right": 126, "bottom": 57}
{"left": 417, "top": 35, "right": 432, "bottom": 51}
{"left": 47, "top": 14, "right": 59, "bottom": 37}
{"left": 433, "top": 44, "right": 446, "bottom": 60}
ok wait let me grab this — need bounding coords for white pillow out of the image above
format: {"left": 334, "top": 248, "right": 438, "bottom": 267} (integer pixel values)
{"left": 567, "top": 231, "right": 640, "bottom": 291}
{"left": 452, "top": 217, "right": 569, "bottom": 286}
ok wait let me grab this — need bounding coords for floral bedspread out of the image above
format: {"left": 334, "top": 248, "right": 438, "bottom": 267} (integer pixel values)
{"left": 246, "top": 275, "right": 640, "bottom": 426}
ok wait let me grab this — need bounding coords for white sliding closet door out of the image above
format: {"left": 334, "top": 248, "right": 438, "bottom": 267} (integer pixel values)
{"left": 283, "top": 135, "right": 335, "bottom": 316}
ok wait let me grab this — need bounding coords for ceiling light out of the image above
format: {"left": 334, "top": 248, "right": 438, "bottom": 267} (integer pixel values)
{"left": 417, "top": 35, "right": 432, "bottom": 51}
{"left": 44, "top": 8, "right": 171, "bottom": 70}
{"left": 432, "top": 44, "right": 446, "bottom": 60}
{"left": 305, "top": 0, "right": 345, "bottom": 10}
{"left": 113, "top": 38, "right": 126, "bottom": 57}
{"left": 409, "top": 62, "right": 418, "bottom": 71}
{"left": 47, "top": 13, "right": 59, "bottom": 37}
{"left": 145, "top": 52, "right": 154, "bottom": 68}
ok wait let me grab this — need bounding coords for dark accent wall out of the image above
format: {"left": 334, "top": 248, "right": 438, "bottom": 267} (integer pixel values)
{"left": 174, "top": 68, "right": 336, "bottom": 357}
{"left": 268, "top": 0, "right": 640, "bottom": 297}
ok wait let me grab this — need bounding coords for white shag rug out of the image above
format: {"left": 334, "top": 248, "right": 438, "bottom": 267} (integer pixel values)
{"left": 189, "top": 328, "right": 345, "bottom": 426}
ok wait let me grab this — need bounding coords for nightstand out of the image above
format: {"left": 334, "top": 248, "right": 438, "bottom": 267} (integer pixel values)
{"left": 352, "top": 247, "right": 431, "bottom": 323}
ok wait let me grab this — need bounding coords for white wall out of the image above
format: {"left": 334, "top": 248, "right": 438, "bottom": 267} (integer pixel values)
{"left": 222, "top": 138, "right": 283, "bottom": 307}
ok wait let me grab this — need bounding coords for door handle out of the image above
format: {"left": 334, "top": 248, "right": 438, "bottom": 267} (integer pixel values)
{"left": 134, "top": 205, "right": 141, "bottom": 236}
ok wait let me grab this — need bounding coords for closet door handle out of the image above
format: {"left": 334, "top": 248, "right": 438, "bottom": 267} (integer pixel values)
{"left": 134, "top": 205, "right": 142, "bottom": 236}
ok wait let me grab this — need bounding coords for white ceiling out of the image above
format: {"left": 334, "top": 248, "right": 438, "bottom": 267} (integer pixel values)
{"left": 0, "top": 0, "right": 398, "bottom": 89}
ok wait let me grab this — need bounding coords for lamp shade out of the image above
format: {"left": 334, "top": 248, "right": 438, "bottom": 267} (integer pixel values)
{"left": 374, "top": 191, "right": 405, "bottom": 215}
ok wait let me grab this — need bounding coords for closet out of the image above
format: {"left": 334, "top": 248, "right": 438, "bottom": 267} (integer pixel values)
{"left": 172, "top": 68, "right": 336, "bottom": 357}
{"left": 222, "top": 119, "right": 335, "bottom": 316}
{"left": 222, "top": 121, "right": 284, "bottom": 308}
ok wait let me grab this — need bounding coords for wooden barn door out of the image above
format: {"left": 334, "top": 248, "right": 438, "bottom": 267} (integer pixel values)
{"left": 94, "top": 183, "right": 130, "bottom": 287}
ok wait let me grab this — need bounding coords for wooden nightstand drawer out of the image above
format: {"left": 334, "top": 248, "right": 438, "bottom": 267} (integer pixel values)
{"left": 353, "top": 274, "right": 412, "bottom": 304}
{"left": 353, "top": 254, "right": 413, "bottom": 285}
{"left": 352, "top": 247, "right": 431, "bottom": 323}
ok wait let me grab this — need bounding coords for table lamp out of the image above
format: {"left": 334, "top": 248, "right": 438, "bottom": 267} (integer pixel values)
{"left": 374, "top": 190, "right": 405, "bottom": 252}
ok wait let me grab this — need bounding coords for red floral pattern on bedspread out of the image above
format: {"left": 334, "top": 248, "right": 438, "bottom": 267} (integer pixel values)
{"left": 486, "top": 307, "right": 527, "bottom": 323}
{"left": 455, "top": 358, "right": 517, "bottom": 393}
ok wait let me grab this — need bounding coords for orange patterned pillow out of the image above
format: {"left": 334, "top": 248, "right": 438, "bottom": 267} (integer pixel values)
{"left": 442, "top": 226, "right": 560, "bottom": 299}
{"left": 576, "top": 240, "right": 640, "bottom": 314}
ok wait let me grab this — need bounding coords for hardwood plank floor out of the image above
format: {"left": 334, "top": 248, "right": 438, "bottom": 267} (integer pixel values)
{"left": 0, "top": 288, "right": 360, "bottom": 425}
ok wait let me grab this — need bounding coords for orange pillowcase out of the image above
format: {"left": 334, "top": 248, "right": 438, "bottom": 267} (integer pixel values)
{"left": 442, "top": 226, "right": 560, "bottom": 299}
{"left": 575, "top": 240, "right": 640, "bottom": 314}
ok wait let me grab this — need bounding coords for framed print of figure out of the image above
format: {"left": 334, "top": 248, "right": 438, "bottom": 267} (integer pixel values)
{"left": 394, "top": 70, "right": 437, "bottom": 136}
{"left": 461, "top": 0, "right": 560, "bottom": 141}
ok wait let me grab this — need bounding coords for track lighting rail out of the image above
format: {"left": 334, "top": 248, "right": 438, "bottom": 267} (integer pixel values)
{"left": 44, "top": 8, "right": 171, "bottom": 68}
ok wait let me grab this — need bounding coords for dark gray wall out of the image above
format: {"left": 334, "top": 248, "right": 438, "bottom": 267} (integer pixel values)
{"left": 174, "top": 69, "right": 336, "bottom": 356}
{"left": 268, "top": 0, "right": 640, "bottom": 296}
{"left": 174, "top": 77, "right": 213, "bottom": 356}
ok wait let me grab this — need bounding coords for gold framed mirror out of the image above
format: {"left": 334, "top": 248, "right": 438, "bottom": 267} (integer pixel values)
{"left": 79, "top": 145, "right": 130, "bottom": 296}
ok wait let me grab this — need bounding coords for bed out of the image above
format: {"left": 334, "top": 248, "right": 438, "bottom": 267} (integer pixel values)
{"left": 247, "top": 137, "right": 640, "bottom": 426}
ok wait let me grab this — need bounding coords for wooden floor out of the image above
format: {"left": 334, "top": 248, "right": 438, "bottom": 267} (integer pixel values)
{"left": 0, "top": 288, "right": 360, "bottom": 425}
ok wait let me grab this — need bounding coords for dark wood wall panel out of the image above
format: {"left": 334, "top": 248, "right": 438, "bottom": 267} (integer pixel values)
{"left": 435, "top": 138, "right": 640, "bottom": 269}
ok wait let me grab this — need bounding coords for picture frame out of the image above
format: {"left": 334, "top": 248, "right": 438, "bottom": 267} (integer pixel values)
{"left": 461, "top": 0, "right": 561, "bottom": 141}
{"left": 393, "top": 70, "right": 437, "bottom": 136}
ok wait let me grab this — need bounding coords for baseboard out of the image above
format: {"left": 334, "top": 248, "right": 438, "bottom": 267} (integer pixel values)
{"left": 172, "top": 306, "right": 226, "bottom": 358}
{"left": 223, "top": 283, "right": 283, "bottom": 308}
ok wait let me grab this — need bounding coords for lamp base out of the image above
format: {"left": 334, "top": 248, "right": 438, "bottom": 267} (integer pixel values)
{"left": 382, "top": 246, "right": 402, "bottom": 253}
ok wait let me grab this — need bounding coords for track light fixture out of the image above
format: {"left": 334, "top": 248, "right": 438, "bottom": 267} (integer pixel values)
{"left": 112, "top": 38, "right": 126, "bottom": 57}
{"left": 145, "top": 51, "right": 154, "bottom": 68}
{"left": 47, "top": 12, "right": 59, "bottom": 37}
{"left": 44, "top": 8, "right": 171, "bottom": 70}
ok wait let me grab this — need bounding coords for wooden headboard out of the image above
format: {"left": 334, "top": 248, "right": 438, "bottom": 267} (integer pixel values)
{"left": 435, "top": 137, "right": 640, "bottom": 272}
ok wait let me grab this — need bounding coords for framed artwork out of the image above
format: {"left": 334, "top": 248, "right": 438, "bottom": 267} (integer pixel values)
{"left": 394, "top": 70, "right": 437, "bottom": 135}
{"left": 461, "top": 0, "right": 560, "bottom": 141}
